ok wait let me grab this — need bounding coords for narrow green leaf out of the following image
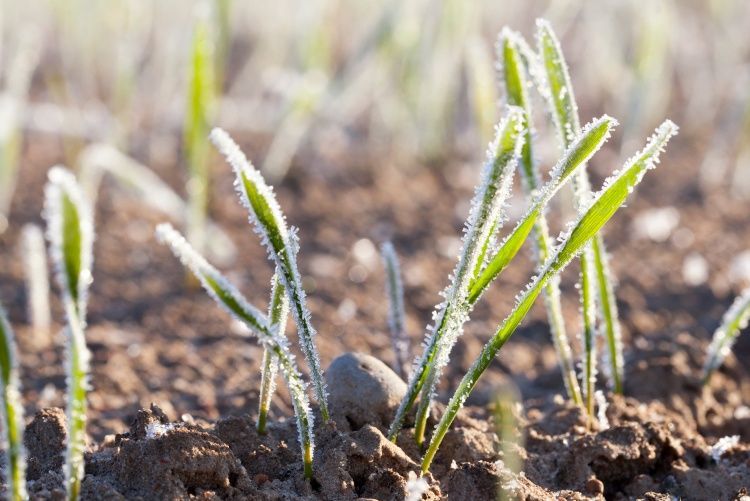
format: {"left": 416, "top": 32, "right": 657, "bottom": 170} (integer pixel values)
{"left": 421, "top": 120, "right": 678, "bottom": 473}
{"left": 210, "top": 128, "right": 330, "bottom": 422}
{"left": 257, "top": 274, "right": 289, "bottom": 434}
{"left": 702, "top": 287, "right": 750, "bottom": 384}
{"left": 43, "top": 166, "right": 94, "bottom": 501}
{"left": 381, "top": 242, "right": 410, "bottom": 379}
{"left": 390, "top": 107, "right": 525, "bottom": 444}
{"left": 156, "top": 223, "right": 314, "bottom": 478}
{"left": 0, "top": 305, "right": 27, "bottom": 501}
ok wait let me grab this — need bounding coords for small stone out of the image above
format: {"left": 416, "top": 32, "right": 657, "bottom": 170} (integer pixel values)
{"left": 326, "top": 352, "right": 407, "bottom": 431}
{"left": 585, "top": 477, "right": 604, "bottom": 495}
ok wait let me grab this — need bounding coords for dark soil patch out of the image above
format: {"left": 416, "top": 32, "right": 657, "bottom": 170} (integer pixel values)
{"left": 1, "top": 128, "right": 749, "bottom": 499}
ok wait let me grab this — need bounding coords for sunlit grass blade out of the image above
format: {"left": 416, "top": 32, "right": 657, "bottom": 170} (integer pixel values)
{"left": 390, "top": 107, "right": 525, "bottom": 445}
{"left": 493, "top": 383, "right": 523, "bottom": 501}
{"left": 381, "top": 242, "right": 410, "bottom": 379}
{"left": 536, "top": 18, "right": 625, "bottom": 397}
{"left": 0, "top": 304, "right": 27, "bottom": 501}
{"left": 43, "top": 166, "right": 94, "bottom": 501}
{"left": 210, "top": 127, "right": 330, "bottom": 422}
{"left": 257, "top": 274, "right": 289, "bottom": 434}
{"left": 184, "top": 17, "right": 216, "bottom": 254}
{"left": 702, "top": 287, "right": 750, "bottom": 385}
{"left": 421, "top": 120, "right": 678, "bottom": 474}
{"left": 155, "top": 223, "right": 315, "bottom": 479}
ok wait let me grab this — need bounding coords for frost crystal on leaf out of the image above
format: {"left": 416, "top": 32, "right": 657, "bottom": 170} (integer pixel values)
{"left": 710, "top": 435, "right": 740, "bottom": 463}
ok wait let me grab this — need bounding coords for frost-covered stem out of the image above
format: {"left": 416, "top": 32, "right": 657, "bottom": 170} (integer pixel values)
{"left": 155, "top": 223, "right": 315, "bottom": 478}
{"left": 211, "top": 128, "right": 329, "bottom": 421}
{"left": 21, "top": 224, "right": 51, "bottom": 337}
{"left": 702, "top": 287, "right": 750, "bottom": 384}
{"left": 44, "top": 167, "right": 94, "bottom": 501}
{"left": 536, "top": 19, "right": 624, "bottom": 396}
{"left": 184, "top": 19, "right": 215, "bottom": 254}
{"left": 421, "top": 120, "right": 678, "bottom": 473}
{"left": 0, "top": 305, "right": 27, "bottom": 501}
{"left": 381, "top": 242, "right": 410, "bottom": 378}
{"left": 391, "top": 108, "right": 525, "bottom": 445}
{"left": 499, "top": 28, "right": 582, "bottom": 405}
{"left": 580, "top": 246, "right": 597, "bottom": 420}
{"left": 257, "top": 274, "right": 289, "bottom": 434}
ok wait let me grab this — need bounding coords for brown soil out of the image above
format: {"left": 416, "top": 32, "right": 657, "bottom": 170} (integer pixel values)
{"left": 1, "top": 128, "right": 749, "bottom": 499}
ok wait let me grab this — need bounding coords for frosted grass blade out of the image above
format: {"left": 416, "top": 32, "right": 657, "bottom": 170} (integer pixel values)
{"left": 156, "top": 223, "right": 315, "bottom": 478}
{"left": 536, "top": 19, "right": 625, "bottom": 396}
{"left": 702, "top": 287, "right": 750, "bottom": 384}
{"left": 0, "top": 304, "right": 27, "bottom": 501}
{"left": 44, "top": 167, "right": 94, "bottom": 501}
{"left": 257, "top": 274, "right": 289, "bottom": 434}
{"left": 210, "top": 128, "right": 330, "bottom": 421}
{"left": 184, "top": 19, "right": 216, "bottom": 253}
{"left": 21, "top": 224, "right": 51, "bottom": 338}
{"left": 390, "top": 107, "right": 525, "bottom": 445}
{"left": 381, "top": 242, "right": 410, "bottom": 378}
{"left": 421, "top": 120, "right": 678, "bottom": 473}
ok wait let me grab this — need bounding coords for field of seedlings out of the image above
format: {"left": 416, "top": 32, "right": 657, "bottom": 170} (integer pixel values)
{"left": 0, "top": 1, "right": 749, "bottom": 500}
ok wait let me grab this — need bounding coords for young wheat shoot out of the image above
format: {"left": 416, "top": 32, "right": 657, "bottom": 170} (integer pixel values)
{"left": 498, "top": 28, "right": 582, "bottom": 405}
{"left": 381, "top": 242, "right": 410, "bottom": 379}
{"left": 0, "top": 304, "right": 27, "bottom": 501}
{"left": 536, "top": 19, "right": 625, "bottom": 406}
{"left": 388, "top": 113, "right": 617, "bottom": 442}
{"left": 210, "top": 128, "right": 330, "bottom": 421}
{"left": 702, "top": 287, "right": 750, "bottom": 384}
{"left": 420, "top": 120, "right": 678, "bottom": 474}
{"left": 493, "top": 383, "right": 523, "bottom": 501}
{"left": 185, "top": 18, "right": 216, "bottom": 254}
{"left": 257, "top": 274, "right": 289, "bottom": 434}
{"left": 44, "top": 166, "right": 94, "bottom": 501}
{"left": 155, "top": 223, "right": 315, "bottom": 478}
{"left": 403, "top": 107, "right": 525, "bottom": 446}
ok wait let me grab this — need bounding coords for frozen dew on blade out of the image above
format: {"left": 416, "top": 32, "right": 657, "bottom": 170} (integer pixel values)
{"left": 210, "top": 127, "right": 330, "bottom": 422}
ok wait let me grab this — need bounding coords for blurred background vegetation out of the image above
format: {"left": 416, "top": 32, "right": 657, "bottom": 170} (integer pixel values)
{"left": 1, "top": 0, "right": 749, "bottom": 233}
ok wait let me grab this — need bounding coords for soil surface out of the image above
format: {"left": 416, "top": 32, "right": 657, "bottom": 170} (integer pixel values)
{"left": 1, "top": 127, "right": 749, "bottom": 499}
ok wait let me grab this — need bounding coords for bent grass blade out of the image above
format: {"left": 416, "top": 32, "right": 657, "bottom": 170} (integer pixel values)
{"left": 156, "top": 223, "right": 315, "bottom": 479}
{"left": 210, "top": 128, "right": 329, "bottom": 422}
{"left": 421, "top": 120, "right": 678, "bottom": 474}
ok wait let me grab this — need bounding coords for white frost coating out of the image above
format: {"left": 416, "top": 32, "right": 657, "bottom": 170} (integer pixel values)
{"left": 594, "top": 390, "right": 609, "bottom": 430}
{"left": 155, "top": 223, "right": 315, "bottom": 466}
{"left": 21, "top": 224, "right": 51, "bottom": 333}
{"left": 405, "top": 471, "right": 430, "bottom": 501}
{"left": 710, "top": 435, "right": 740, "bottom": 462}
{"left": 381, "top": 242, "right": 410, "bottom": 378}
{"left": 0, "top": 305, "right": 28, "bottom": 500}
{"left": 210, "top": 128, "right": 329, "bottom": 415}
{"left": 44, "top": 166, "right": 94, "bottom": 325}
{"left": 396, "top": 108, "right": 525, "bottom": 438}
{"left": 703, "top": 287, "right": 750, "bottom": 382}
{"left": 145, "top": 422, "right": 177, "bottom": 439}
{"left": 257, "top": 273, "right": 290, "bottom": 430}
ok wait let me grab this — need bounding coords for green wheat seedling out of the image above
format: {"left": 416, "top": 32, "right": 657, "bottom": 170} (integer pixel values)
{"left": 44, "top": 166, "right": 95, "bottom": 501}
{"left": 21, "top": 224, "right": 52, "bottom": 341}
{"left": 184, "top": 17, "right": 216, "bottom": 254}
{"left": 536, "top": 19, "right": 625, "bottom": 410}
{"left": 498, "top": 28, "right": 582, "bottom": 406}
{"left": 0, "top": 304, "right": 27, "bottom": 501}
{"left": 420, "top": 120, "right": 678, "bottom": 474}
{"left": 155, "top": 223, "right": 315, "bottom": 478}
{"left": 388, "top": 112, "right": 617, "bottom": 443}
{"left": 210, "top": 128, "right": 330, "bottom": 421}
{"left": 257, "top": 274, "right": 290, "bottom": 434}
{"left": 381, "top": 242, "right": 411, "bottom": 379}
{"left": 702, "top": 287, "right": 750, "bottom": 385}
{"left": 493, "top": 383, "right": 523, "bottom": 501}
